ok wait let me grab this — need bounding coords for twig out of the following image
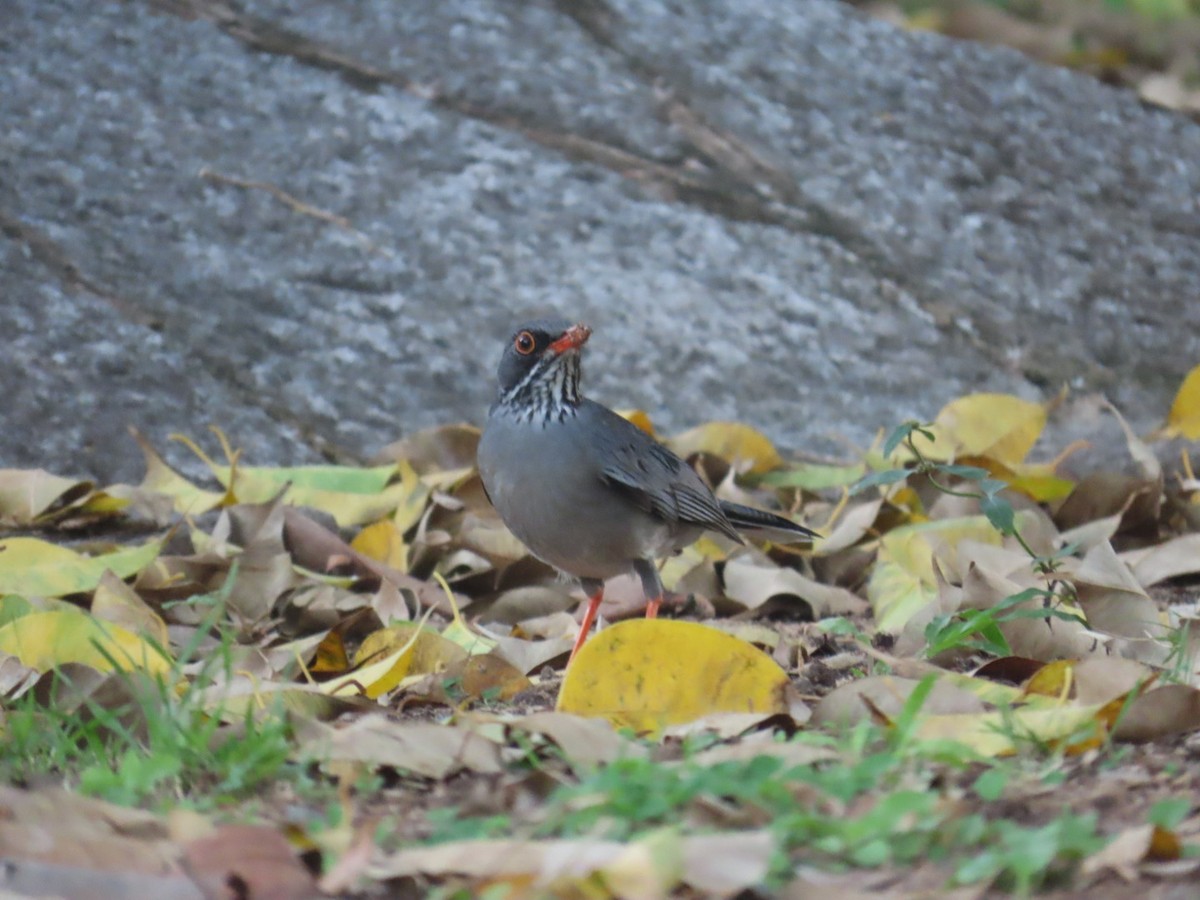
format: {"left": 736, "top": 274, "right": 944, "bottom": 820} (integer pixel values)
{"left": 198, "top": 167, "right": 391, "bottom": 257}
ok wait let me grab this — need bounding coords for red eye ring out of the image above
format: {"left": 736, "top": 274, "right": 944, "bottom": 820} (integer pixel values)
{"left": 514, "top": 331, "right": 536, "bottom": 355}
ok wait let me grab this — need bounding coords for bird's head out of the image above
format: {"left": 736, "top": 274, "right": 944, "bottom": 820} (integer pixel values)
{"left": 494, "top": 319, "right": 591, "bottom": 421}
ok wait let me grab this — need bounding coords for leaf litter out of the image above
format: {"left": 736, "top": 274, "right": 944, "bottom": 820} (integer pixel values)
{"left": 1, "top": 370, "right": 1200, "bottom": 896}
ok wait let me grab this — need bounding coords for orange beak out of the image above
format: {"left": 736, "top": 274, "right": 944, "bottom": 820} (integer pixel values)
{"left": 548, "top": 323, "right": 592, "bottom": 355}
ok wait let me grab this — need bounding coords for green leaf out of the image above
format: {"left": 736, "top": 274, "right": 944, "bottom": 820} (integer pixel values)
{"left": 938, "top": 465, "right": 991, "bottom": 482}
{"left": 883, "top": 422, "right": 924, "bottom": 458}
{"left": 0, "top": 538, "right": 163, "bottom": 597}
{"left": 981, "top": 495, "right": 1016, "bottom": 535}
{"left": 850, "top": 469, "right": 910, "bottom": 496}
{"left": 757, "top": 462, "right": 866, "bottom": 490}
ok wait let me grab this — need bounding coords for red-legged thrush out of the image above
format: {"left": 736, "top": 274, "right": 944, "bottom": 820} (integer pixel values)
{"left": 477, "top": 319, "right": 819, "bottom": 661}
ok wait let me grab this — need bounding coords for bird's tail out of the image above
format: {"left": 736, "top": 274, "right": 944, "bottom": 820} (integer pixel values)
{"left": 719, "top": 501, "right": 820, "bottom": 543}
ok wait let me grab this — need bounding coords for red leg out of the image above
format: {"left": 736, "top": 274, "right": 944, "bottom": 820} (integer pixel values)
{"left": 645, "top": 595, "right": 662, "bottom": 619}
{"left": 569, "top": 584, "right": 604, "bottom": 664}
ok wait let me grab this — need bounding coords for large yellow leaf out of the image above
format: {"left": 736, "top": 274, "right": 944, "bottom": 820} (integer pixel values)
{"left": 556, "top": 620, "right": 789, "bottom": 735}
{"left": 0, "top": 538, "right": 163, "bottom": 597}
{"left": 667, "top": 422, "right": 782, "bottom": 474}
{"left": 0, "top": 609, "right": 171, "bottom": 676}
{"left": 906, "top": 393, "right": 1047, "bottom": 466}
{"left": 1163, "top": 363, "right": 1200, "bottom": 440}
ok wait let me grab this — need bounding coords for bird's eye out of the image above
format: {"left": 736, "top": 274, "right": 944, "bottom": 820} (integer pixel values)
{"left": 514, "top": 331, "right": 536, "bottom": 355}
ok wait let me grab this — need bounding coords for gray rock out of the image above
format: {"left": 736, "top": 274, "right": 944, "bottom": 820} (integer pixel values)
{"left": 2, "top": 0, "right": 1197, "bottom": 484}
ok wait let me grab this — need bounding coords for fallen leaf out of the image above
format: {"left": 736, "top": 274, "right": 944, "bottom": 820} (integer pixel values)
{"left": 0, "top": 608, "right": 171, "bottom": 676}
{"left": 0, "top": 537, "right": 162, "bottom": 597}
{"left": 869, "top": 516, "right": 1006, "bottom": 632}
{"left": 667, "top": 422, "right": 782, "bottom": 474}
{"left": 296, "top": 714, "right": 502, "bottom": 778}
{"left": 182, "top": 823, "right": 320, "bottom": 900}
{"left": 722, "top": 556, "right": 867, "bottom": 618}
{"left": 1112, "top": 685, "right": 1200, "bottom": 742}
{"left": 0, "top": 469, "right": 96, "bottom": 524}
{"left": 506, "top": 711, "right": 647, "bottom": 767}
{"left": 811, "top": 675, "right": 985, "bottom": 728}
{"left": 1160, "top": 362, "right": 1200, "bottom": 440}
{"left": 557, "top": 620, "right": 790, "bottom": 735}
{"left": 906, "top": 393, "right": 1047, "bottom": 467}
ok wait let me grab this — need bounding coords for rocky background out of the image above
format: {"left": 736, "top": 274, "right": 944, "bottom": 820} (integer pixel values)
{"left": 4, "top": 0, "right": 1199, "bottom": 483}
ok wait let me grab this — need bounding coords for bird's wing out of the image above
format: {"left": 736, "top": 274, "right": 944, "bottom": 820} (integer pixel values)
{"left": 584, "top": 402, "right": 742, "bottom": 543}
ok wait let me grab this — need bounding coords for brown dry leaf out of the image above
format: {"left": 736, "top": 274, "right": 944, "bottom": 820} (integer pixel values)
{"left": 960, "top": 562, "right": 1105, "bottom": 661}
{"left": 506, "top": 711, "right": 648, "bottom": 767}
{"left": 1071, "top": 657, "right": 1156, "bottom": 705}
{"left": 0, "top": 650, "right": 40, "bottom": 700}
{"left": 1124, "top": 532, "right": 1200, "bottom": 588}
{"left": 483, "top": 586, "right": 577, "bottom": 625}
{"left": 453, "top": 652, "right": 532, "bottom": 700}
{"left": 557, "top": 619, "right": 790, "bottom": 735}
{"left": 486, "top": 630, "right": 575, "bottom": 674}
{"left": 91, "top": 569, "right": 169, "bottom": 648}
{"left": 684, "top": 736, "right": 835, "bottom": 769}
{"left": 0, "top": 785, "right": 197, "bottom": 899}
{"left": 813, "top": 499, "right": 881, "bottom": 555}
{"left": 371, "top": 830, "right": 772, "bottom": 896}
{"left": 182, "top": 823, "right": 320, "bottom": 900}
{"left": 373, "top": 423, "right": 481, "bottom": 475}
{"left": 0, "top": 468, "right": 96, "bottom": 525}
{"left": 296, "top": 713, "right": 503, "bottom": 778}
{"left": 721, "top": 555, "right": 867, "bottom": 618}
{"left": 810, "top": 675, "right": 985, "bottom": 728}
{"left": 1072, "top": 541, "right": 1169, "bottom": 648}
{"left": 1112, "top": 685, "right": 1200, "bottom": 742}
{"left": 1080, "top": 823, "right": 1158, "bottom": 879}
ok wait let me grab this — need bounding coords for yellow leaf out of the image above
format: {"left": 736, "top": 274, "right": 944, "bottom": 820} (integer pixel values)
{"left": 914, "top": 704, "right": 1104, "bottom": 757}
{"left": 556, "top": 620, "right": 789, "bottom": 735}
{"left": 1164, "top": 363, "right": 1200, "bottom": 440}
{"left": 123, "top": 429, "right": 226, "bottom": 516}
{"left": 617, "top": 409, "right": 656, "bottom": 436}
{"left": 455, "top": 653, "right": 531, "bottom": 701}
{"left": 352, "top": 520, "right": 408, "bottom": 569}
{"left": 667, "top": 422, "right": 782, "bottom": 474}
{"left": 868, "top": 516, "right": 1005, "bottom": 632}
{"left": 321, "top": 622, "right": 466, "bottom": 699}
{"left": 906, "top": 393, "right": 1047, "bottom": 466}
{"left": 0, "top": 609, "right": 171, "bottom": 676}
{"left": 0, "top": 538, "right": 163, "bottom": 597}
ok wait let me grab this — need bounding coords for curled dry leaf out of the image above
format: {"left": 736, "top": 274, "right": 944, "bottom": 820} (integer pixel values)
{"left": 811, "top": 675, "right": 986, "bottom": 728}
{"left": 182, "top": 823, "right": 320, "bottom": 900}
{"left": 371, "top": 830, "right": 773, "bottom": 896}
{"left": 296, "top": 714, "right": 503, "bottom": 778}
{"left": 506, "top": 710, "right": 647, "bottom": 767}
{"left": 722, "top": 555, "right": 867, "bottom": 617}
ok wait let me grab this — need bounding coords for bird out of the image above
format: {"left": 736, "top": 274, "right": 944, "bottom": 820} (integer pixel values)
{"left": 476, "top": 318, "right": 819, "bottom": 662}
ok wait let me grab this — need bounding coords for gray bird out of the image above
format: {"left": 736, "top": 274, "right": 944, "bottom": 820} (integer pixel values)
{"left": 477, "top": 318, "right": 818, "bottom": 660}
